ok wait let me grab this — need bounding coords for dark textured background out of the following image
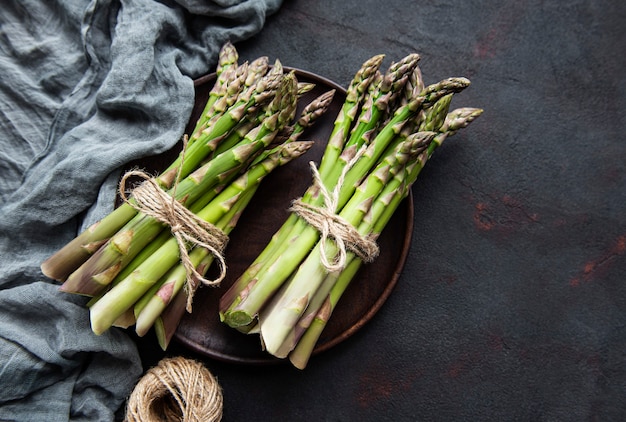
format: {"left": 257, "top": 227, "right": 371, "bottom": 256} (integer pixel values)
{"left": 146, "top": 1, "right": 626, "bottom": 420}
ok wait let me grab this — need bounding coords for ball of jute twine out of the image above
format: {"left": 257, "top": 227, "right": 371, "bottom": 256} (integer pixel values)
{"left": 125, "top": 357, "right": 223, "bottom": 422}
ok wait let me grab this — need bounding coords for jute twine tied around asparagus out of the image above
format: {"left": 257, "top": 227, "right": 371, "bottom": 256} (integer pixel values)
{"left": 125, "top": 356, "right": 223, "bottom": 422}
{"left": 118, "top": 138, "right": 228, "bottom": 312}
{"left": 290, "top": 147, "right": 379, "bottom": 272}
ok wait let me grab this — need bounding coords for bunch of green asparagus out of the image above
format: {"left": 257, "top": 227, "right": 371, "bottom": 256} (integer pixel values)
{"left": 219, "top": 52, "right": 483, "bottom": 368}
{"left": 41, "top": 42, "right": 335, "bottom": 349}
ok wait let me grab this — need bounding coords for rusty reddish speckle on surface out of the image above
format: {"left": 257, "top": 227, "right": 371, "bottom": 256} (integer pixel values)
{"left": 356, "top": 364, "right": 417, "bottom": 408}
{"left": 570, "top": 234, "right": 626, "bottom": 287}
{"left": 473, "top": 202, "right": 495, "bottom": 231}
{"left": 472, "top": 193, "right": 540, "bottom": 234}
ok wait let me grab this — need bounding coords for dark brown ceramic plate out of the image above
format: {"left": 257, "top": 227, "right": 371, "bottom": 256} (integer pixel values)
{"left": 129, "top": 68, "right": 413, "bottom": 365}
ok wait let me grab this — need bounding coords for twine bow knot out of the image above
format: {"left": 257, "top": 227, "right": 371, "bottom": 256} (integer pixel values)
{"left": 290, "top": 147, "right": 379, "bottom": 272}
{"left": 118, "top": 144, "right": 228, "bottom": 312}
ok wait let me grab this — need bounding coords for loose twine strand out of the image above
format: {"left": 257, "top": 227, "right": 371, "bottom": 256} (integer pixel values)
{"left": 118, "top": 137, "right": 228, "bottom": 312}
{"left": 125, "top": 357, "right": 223, "bottom": 422}
{"left": 289, "top": 147, "right": 379, "bottom": 272}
